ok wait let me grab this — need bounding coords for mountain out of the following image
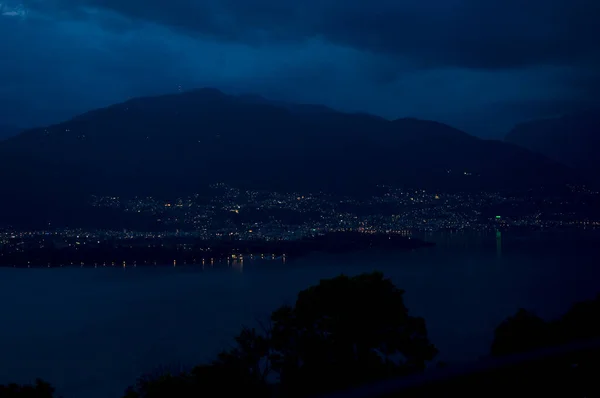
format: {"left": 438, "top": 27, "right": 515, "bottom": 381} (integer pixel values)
{"left": 0, "top": 88, "right": 574, "bottom": 227}
{"left": 236, "top": 94, "right": 340, "bottom": 115}
{"left": 0, "top": 124, "right": 20, "bottom": 140}
{"left": 506, "top": 110, "right": 600, "bottom": 182}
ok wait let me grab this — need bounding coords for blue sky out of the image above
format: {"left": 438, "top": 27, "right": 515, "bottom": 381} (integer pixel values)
{"left": 1, "top": 0, "right": 598, "bottom": 137}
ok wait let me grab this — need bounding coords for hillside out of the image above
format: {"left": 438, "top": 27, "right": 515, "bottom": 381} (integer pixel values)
{"left": 0, "top": 124, "right": 20, "bottom": 140}
{"left": 0, "top": 88, "right": 574, "bottom": 227}
{"left": 506, "top": 110, "right": 600, "bottom": 182}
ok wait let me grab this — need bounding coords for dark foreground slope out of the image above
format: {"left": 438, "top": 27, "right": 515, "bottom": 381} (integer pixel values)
{"left": 0, "top": 88, "right": 573, "bottom": 227}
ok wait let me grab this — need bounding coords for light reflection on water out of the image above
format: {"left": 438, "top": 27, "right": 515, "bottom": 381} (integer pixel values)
{"left": 0, "top": 230, "right": 599, "bottom": 398}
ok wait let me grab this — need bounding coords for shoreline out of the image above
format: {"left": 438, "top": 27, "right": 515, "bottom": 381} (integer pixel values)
{"left": 0, "top": 231, "right": 434, "bottom": 268}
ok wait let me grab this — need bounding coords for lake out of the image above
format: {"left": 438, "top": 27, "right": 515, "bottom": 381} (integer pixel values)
{"left": 1, "top": 229, "right": 599, "bottom": 398}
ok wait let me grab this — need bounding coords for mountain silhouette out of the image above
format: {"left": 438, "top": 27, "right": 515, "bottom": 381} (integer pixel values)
{"left": 506, "top": 109, "right": 600, "bottom": 183}
{"left": 0, "top": 124, "right": 20, "bottom": 140}
{"left": 0, "top": 88, "right": 574, "bottom": 227}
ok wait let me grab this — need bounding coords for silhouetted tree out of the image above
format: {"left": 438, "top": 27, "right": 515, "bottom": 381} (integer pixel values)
{"left": 123, "top": 370, "right": 194, "bottom": 398}
{"left": 555, "top": 294, "right": 600, "bottom": 343}
{"left": 491, "top": 309, "right": 551, "bottom": 356}
{"left": 270, "top": 272, "right": 437, "bottom": 396}
{"left": 492, "top": 295, "right": 600, "bottom": 357}
{"left": 123, "top": 342, "right": 272, "bottom": 398}
{"left": 123, "top": 272, "right": 436, "bottom": 398}
{"left": 490, "top": 296, "right": 600, "bottom": 397}
{"left": 0, "top": 379, "right": 55, "bottom": 398}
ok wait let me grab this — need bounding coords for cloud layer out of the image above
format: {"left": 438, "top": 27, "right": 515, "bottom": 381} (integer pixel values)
{"left": 2, "top": 0, "right": 599, "bottom": 136}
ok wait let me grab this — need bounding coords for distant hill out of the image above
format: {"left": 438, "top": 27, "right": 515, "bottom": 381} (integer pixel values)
{"left": 0, "top": 124, "right": 20, "bottom": 140}
{"left": 0, "top": 88, "right": 574, "bottom": 227}
{"left": 506, "top": 110, "right": 600, "bottom": 182}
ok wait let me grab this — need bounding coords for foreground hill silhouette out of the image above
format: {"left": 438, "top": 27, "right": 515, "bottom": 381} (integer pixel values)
{"left": 506, "top": 109, "right": 600, "bottom": 184}
{"left": 0, "top": 88, "right": 573, "bottom": 227}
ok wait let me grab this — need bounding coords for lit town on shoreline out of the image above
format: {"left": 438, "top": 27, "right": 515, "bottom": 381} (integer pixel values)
{"left": 1, "top": 183, "right": 599, "bottom": 263}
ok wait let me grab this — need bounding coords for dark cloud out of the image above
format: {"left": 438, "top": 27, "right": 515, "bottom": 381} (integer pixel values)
{"left": 1, "top": 0, "right": 599, "bottom": 136}
{"left": 19, "top": 0, "right": 600, "bottom": 69}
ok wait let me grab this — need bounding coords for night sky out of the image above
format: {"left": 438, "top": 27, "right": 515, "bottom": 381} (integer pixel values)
{"left": 1, "top": 0, "right": 599, "bottom": 137}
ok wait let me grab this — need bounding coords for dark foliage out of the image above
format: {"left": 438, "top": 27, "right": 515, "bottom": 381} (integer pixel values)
{"left": 492, "top": 294, "right": 600, "bottom": 356}
{"left": 0, "top": 380, "right": 55, "bottom": 398}
{"left": 270, "top": 272, "right": 437, "bottom": 396}
{"left": 489, "top": 295, "right": 600, "bottom": 397}
{"left": 556, "top": 294, "right": 600, "bottom": 342}
{"left": 123, "top": 330, "right": 272, "bottom": 398}
{"left": 123, "top": 272, "right": 436, "bottom": 398}
{"left": 490, "top": 309, "right": 552, "bottom": 356}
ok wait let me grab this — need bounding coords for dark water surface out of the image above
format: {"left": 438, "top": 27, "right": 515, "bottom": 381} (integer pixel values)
{"left": 1, "top": 230, "right": 599, "bottom": 398}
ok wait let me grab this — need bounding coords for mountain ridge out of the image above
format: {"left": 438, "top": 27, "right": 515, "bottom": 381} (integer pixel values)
{"left": 0, "top": 124, "right": 20, "bottom": 140}
{"left": 505, "top": 109, "right": 600, "bottom": 182}
{"left": 0, "top": 88, "right": 576, "bottom": 227}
